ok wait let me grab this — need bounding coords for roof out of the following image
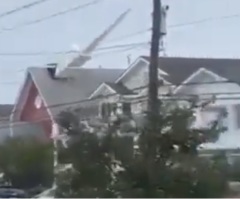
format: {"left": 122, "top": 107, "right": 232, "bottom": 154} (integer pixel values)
{"left": 105, "top": 82, "right": 135, "bottom": 95}
{"left": 0, "top": 122, "right": 47, "bottom": 144}
{"left": 141, "top": 56, "right": 240, "bottom": 84}
{"left": 0, "top": 105, "right": 13, "bottom": 118}
{"left": 28, "top": 67, "right": 124, "bottom": 116}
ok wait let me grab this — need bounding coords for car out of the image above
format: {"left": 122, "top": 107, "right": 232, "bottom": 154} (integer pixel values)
{"left": 0, "top": 187, "right": 27, "bottom": 198}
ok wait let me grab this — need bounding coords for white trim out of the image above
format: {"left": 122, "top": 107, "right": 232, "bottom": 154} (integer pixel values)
{"left": 10, "top": 71, "right": 31, "bottom": 137}
{"left": 30, "top": 71, "right": 55, "bottom": 123}
{"left": 115, "top": 56, "right": 169, "bottom": 84}
{"left": 10, "top": 72, "right": 30, "bottom": 121}
{"left": 115, "top": 57, "right": 149, "bottom": 83}
{"left": 88, "top": 82, "right": 116, "bottom": 99}
{"left": 158, "top": 69, "right": 170, "bottom": 80}
{"left": 158, "top": 68, "right": 169, "bottom": 76}
{"left": 9, "top": 71, "right": 32, "bottom": 137}
{"left": 121, "top": 94, "right": 140, "bottom": 99}
{"left": 173, "top": 67, "right": 228, "bottom": 94}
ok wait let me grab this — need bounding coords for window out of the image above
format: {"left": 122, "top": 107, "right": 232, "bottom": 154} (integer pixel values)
{"left": 100, "top": 102, "right": 111, "bottom": 118}
{"left": 34, "top": 95, "right": 42, "bottom": 109}
{"left": 122, "top": 103, "right": 131, "bottom": 115}
{"left": 100, "top": 103, "right": 106, "bottom": 118}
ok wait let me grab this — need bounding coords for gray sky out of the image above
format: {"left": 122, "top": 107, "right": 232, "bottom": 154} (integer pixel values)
{"left": 0, "top": 0, "right": 240, "bottom": 104}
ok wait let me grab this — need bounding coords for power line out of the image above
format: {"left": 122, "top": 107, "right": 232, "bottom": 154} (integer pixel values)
{"left": 106, "top": 28, "right": 151, "bottom": 43}
{"left": 93, "top": 42, "right": 149, "bottom": 57}
{"left": 96, "top": 42, "right": 149, "bottom": 52}
{"left": 106, "top": 12, "right": 240, "bottom": 43}
{"left": 0, "top": 43, "right": 146, "bottom": 80}
{"left": 0, "top": 42, "right": 149, "bottom": 56}
{"left": 0, "top": 42, "right": 147, "bottom": 79}
{"left": 169, "top": 13, "right": 240, "bottom": 28}
{"left": 2, "top": 80, "right": 240, "bottom": 122}
{"left": 0, "top": 50, "right": 72, "bottom": 56}
{"left": 1, "top": 93, "right": 240, "bottom": 131}
{"left": 107, "top": 28, "right": 150, "bottom": 43}
{"left": 0, "top": 0, "right": 100, "bottom": 33}
{"left": 0, "top": 0, "right": 52, "bottom": 19}
{"left": 0, "top": 81, "right": 20, "bottom": 85}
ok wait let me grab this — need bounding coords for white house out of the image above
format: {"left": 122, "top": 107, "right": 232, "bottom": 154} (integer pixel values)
{"left": 89, "top": 56, "right": 240, "bottom": 155}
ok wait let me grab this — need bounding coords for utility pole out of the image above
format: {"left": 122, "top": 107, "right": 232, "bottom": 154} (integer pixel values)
{"left": 145, "top": 1, "right": 162, "bottom": 194}
{"left": 148, "top": 0, "right": 161, "bottom": 116}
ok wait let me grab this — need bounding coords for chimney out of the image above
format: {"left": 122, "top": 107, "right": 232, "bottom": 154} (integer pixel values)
{"left": 47, "top": 63, "right": 57, "bottom": 79}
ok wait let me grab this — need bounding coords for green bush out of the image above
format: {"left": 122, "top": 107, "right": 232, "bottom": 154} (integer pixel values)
{"left": 0, "top": 137, "right": 53, "bottom": 189}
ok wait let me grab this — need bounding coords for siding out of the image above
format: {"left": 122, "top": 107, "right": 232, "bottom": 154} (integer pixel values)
{"left": 122, "top": 60, "right": 148, "bottom": 93}
{"left": 176, "top": 70, "right": 240, "bottom": 149}
{"left": 19, "top": 81, "right": 52, "bottom": 137}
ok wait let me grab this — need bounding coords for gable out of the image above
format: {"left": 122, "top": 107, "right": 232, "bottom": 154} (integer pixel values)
{"left": 11, "top": 73, "right": 32, "bottom": 121}
{"left": 174, "top": 68, "right": 240, "bottom": 96}
{"left": 117, "top": 57, "right": 169, "bottom": 93}
{"left": 89, "top": 83, "right": 116, "bottom": 99}
{"left": 28, "top": 67, "right": 124, "bottom": 116}
{"left": 116, "top": 57, "right": 148, "bottom": 89}
{"left": 142, "top": 56, "right": 240, "bottom": 85}
{"left": 121, "top": 61, "right": 149, "bottom": 91}
{"left": 116, "top": 57, "right": 149, "bottom": 83}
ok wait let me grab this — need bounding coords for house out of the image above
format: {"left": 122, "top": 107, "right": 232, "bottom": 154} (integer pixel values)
{"left": 10, "top": 65, "right": 124, "bottom": 139}
{"left": 90, "top": 56, "right": 240, "bottom": 155}
{"left": 10, "top": 55, "right": 240, "bottom": 151}
{"left": 10, "top": 8, "right": 133, "bottom": 141}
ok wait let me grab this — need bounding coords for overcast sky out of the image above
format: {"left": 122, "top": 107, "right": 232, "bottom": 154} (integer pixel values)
{"left": 0, "top": 0, "right": 240, "bottom": 104}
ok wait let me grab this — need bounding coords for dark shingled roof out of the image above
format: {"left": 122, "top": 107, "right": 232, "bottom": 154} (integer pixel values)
{"left": 28, "top": 67, "right": 124, "bottom": 116}
{"left": 105, "top": 82, "right": 135, "bottom": 95}
{"left": 141, "top": 56, "right": 240, "bottom": 84}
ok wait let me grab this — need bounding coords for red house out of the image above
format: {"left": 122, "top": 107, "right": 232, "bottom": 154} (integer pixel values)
{"left": 10, "top": 66, "right": 124, "bottom": 139}
{"left": 10, "top": 10, "right": 134, "bottom": 140}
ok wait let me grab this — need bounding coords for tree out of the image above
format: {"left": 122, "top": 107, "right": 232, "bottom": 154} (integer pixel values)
{"left": 55, "top": 101, "right": 229, "bottom": 198}
{"left": 0, "top": 137, "right": 53, "bottom": 190}
{"left": 55, "top": 110, "right": 116, "bottom": 198}
{"left": 112, "top": 103, "right": 229, "bottom": 198}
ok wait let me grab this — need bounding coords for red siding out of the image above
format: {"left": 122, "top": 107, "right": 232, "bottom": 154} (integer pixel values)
{"left": 20, "top": 82, "right": 52, "bottom": 137}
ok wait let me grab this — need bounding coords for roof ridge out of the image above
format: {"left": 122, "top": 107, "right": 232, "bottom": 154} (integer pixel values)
{"left": 141, "top": 55, "right": 240, "bottom": 61}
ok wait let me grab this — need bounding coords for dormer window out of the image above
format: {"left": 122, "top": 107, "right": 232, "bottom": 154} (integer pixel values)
{"left": 34, "top": 95, "right": 42, "bottom": 109}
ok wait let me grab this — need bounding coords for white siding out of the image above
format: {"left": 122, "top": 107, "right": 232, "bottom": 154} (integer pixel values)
{"left": 122, "top": 60, "right": 148, "bottom": 93}
{"left": 176, "top": 70, "right": 240, "bottom": 149}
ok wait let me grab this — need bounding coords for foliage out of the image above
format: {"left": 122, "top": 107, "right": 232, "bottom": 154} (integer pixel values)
{"left": 56, "top": 111, "right": 115, "bottom": 198}
{"left": 112, "top": 105, "right": 229, "bottom": 198}
{"left": 56, "top": 103, "right": 229, "bottom": 198}
{"left": 229, "top": 156, "right": 240, "bottom": 181}
{"left": 0, "top": 137, "right": 53, "bottom": 189}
